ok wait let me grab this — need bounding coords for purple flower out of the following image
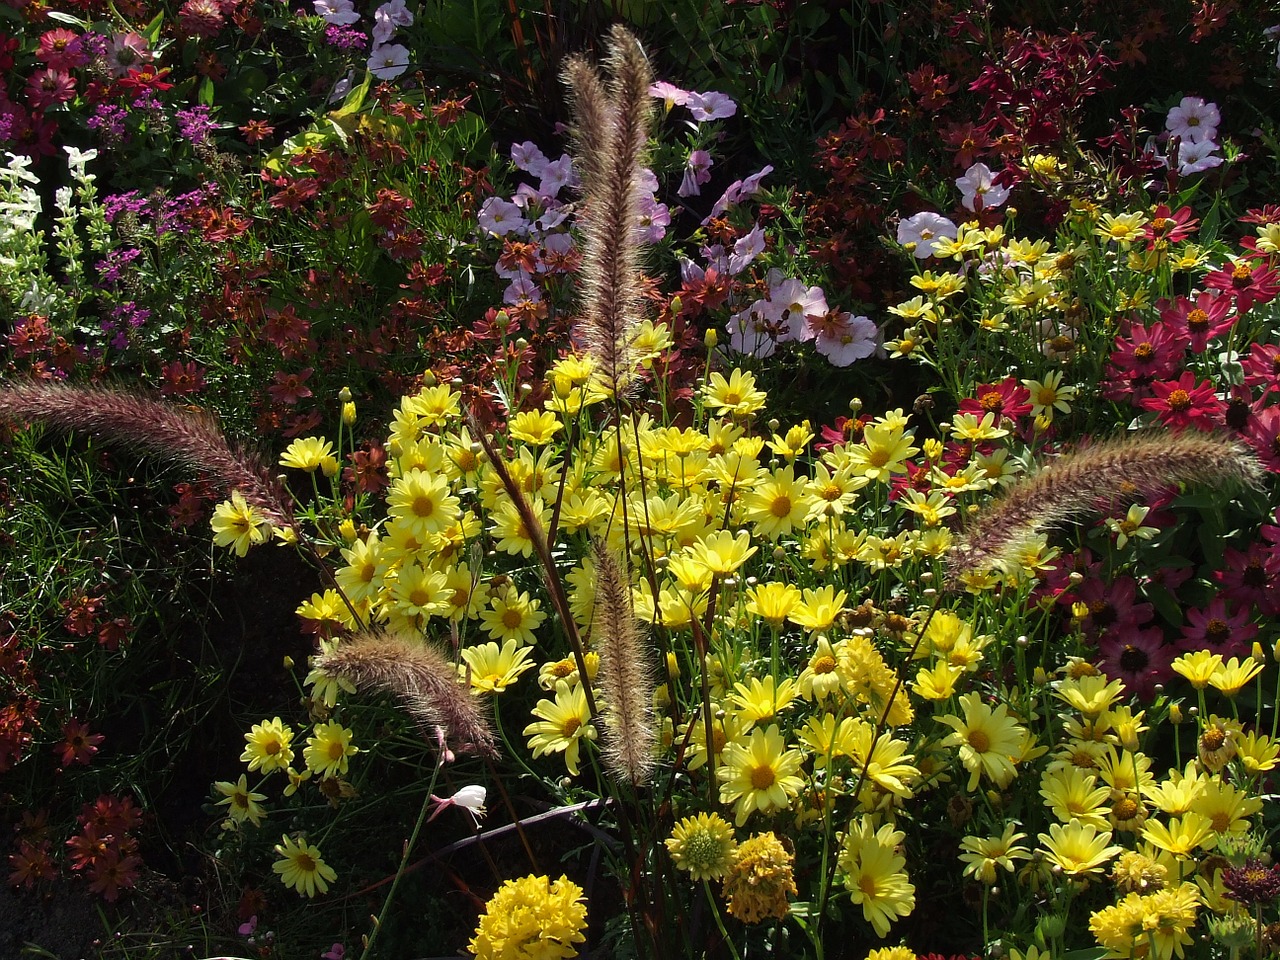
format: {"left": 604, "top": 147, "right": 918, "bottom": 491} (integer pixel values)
{"left": 102, "top": 191, "right": 146, "bottom": 222}
{"left": 503, "top": 273, "right": 541, "bottom": 304}
{"left": 728, "top": 223, "right": 765, "bottom": 275}
{"left": 511, "top": 141, "right": 548, "bottom": 176}
{"left": 678, "top": 149, "right": 713, "bottom": 197}
{"left": 706, "top": 165, "right": 773, "bottom": 221}
{"left": 96, "top": 247, "right": 142, "bottom": 286}
{"left": 537, "top": 154, "right": 575, "bottom": 198}
{"left": 372, "top": 0, "right": 412, "bottom": 44}
{"left": 321, "top": 944, "right": 345, "bottom": 960}
{"left": 324, "top": 23, "right": 368, "bottom": 50}
{"left": 477, "top": 197, "right": 526, "bottom": 236}
{"left": 86, "top": 103, "right": 128, "bottom": 143}
{"left": 636, "top": 195, "right": 669, "bottom": 243}
{"left": 175, "top": 105, "right": 217, "bottom": 145}
{"left": 687, "top": 90, "right": 736, "bottom": 122}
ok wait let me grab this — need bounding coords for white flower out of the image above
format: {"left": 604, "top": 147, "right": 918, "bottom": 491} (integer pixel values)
{"left": 1173, "top": 139, "right": 1223, "bottom": 175}
{"left": 896, "top": 212, "right": 958, "bottom": 259}
{"left": 366, "top": 42, "right": 410, "bottom": 80}
{"left": 813, "top": 313, "right": 878, "bottom": 367}
{"left": 728, "top": 223, "right": 765, "bottom": 275}
{"left": 726, "top": 301, "right": 782, "bottom": 358}
{"left": 477, "top": 196, "right": 526, "bottom": 236}
{"left": 63, "top": 146, "right": 98, "bottom": 183}
{"left": 314, "top": 0, "right": 359, "bottom": 25}
{"left": 955, "top": 162, "right": 1010, "bottom": 213}
{"left": 1165, "top": 96, "right": 1219, "bottom": 144}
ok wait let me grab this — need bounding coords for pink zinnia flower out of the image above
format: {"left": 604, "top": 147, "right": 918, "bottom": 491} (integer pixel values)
{"left": 1158, "top": 291, "right": 1233, "bottom": 352}
{"left": 1179, "top": 597, "right": 1256, "bottom": 658}
{"left": 25, "top": 69, "right": 76, "bottom": 110}
{"left": 1139, "top": 372, "right": 1224, "bottom": 430}
{"left": 36, "top": 28, "right": 88, "bottom": 70}
{"left": 1204, "top": 260, "right": 1280, "bottom": 314}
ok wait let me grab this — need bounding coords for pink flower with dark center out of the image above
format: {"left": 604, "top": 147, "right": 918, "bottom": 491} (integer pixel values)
{"left": 1214, "top": 542, "right": 1280, "bottom": 614}
{"left": 36, "top": 28, "right": 88, "bottom": 70}
{"left": 1242, "top": 342, "right": 1280, "bottom": 396}
{"left": 268, "top": 367, "right": 314, "bottom": 405}
{"left": 1179, "top": 597, "right": 1256, "bottom": 658}
{"left": 1244, "top": 404, "right": 1280, "bottom": 472}
{"left": 24, "top": 69, "right": 76, "bottom": 110}
{"left": 1094, "top": 625, "right": 1174, "bottom": 701}
{"left": 1139, "top": 372, "right": 1224, "bottom": 430}
{"left": 958, "top": 378, "right": 1033, "bottom": 422}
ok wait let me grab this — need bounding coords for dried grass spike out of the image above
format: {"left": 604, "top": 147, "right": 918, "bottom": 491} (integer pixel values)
{"left": 314, "top": 631, "right": 497, "bottom": 759}
{"left": 948, "top": 431, "right": 1264, "bottom": 584}
{"left": 591, "top": 543, "right": 655, "bottom": 786}
{"left": 564, "top": 26, "right": 654, "bottom": 397}
{"left": 0, "top": 380, "right": 295, "bottom": 530}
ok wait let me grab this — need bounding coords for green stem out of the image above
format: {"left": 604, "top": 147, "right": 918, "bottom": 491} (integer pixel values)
{"left": 358, "top": 755, "right": 445, "bottom": 960}
{"left": 703, "top": 879, "right": 742, "bottom": 960}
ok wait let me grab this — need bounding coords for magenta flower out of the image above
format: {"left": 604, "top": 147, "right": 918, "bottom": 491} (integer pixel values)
{"left": 1139, "top": 372, "right": 1224, "bottom": 430}
{"left": 1158, "top": 291, "right": 1234, "bottom": 352}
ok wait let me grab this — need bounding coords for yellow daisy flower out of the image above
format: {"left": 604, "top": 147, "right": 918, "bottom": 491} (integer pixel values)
{"left": 272, "top": 834, "right": 337, "bottom": 898}
{"left": 460, "top": 640, "right": 536, "bottom": 694}
{"left": 717, "top": 724, "right": 805, "bottom": 826}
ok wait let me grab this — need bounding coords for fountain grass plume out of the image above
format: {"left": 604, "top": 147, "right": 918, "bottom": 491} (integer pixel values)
{"left": 948, "top": 431, "right": 1264, "bottom": 584}
{"left": 562, "top": 24, "right": 653, "bottom": 397}
{"left": 591, "top": 543, "right": 655, "bottom": 786}
{"left": 313, "top": 631, "right": 498, "bottom": 759}
{"left": 0, "top": 379, "right": 295, "bottom": 530}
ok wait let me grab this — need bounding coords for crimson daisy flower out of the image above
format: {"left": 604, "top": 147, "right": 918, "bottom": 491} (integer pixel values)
{"left": 1204, "top": 260, "right": 1280, "bottom": 314}
{"left": 1095, "top": 625, "right": 1175, "bottom": 701}
{"left": 1241, "top": 343, "right": 1280, "bottom": 396}
{"left": 1213, "top": 542, "right": 1280, "bottom": 613}
{"left": 1244, "top": 405, "right": 1280, "bottom": 472}
{"left": 1179, "top": 597, "right": 1257, "bottom": 658}
{"left": 958, "top": 377, "right": 1033, "bottom": 422}
{"left": 56, "top": 719, "right": 105, "bottom": 767}
{"left": 1158, "top": 291, "right": 1234, "bottom": 353}
{"left": 1139, "top": 372, "right": 1224, "bottom": 430}
{"left": 1073, "top": 575, "right": 1154, "bottom": 637}
{"left": 1142, "top": 204, "right": 1198, "bottom": 247}
{"left": 1101, "top": 320, "right": 1187, "bottom": 403}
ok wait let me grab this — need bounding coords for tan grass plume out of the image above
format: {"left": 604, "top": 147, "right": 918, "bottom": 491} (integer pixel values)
{"left": 562, "top": 24, "right": 654, "bottom": 397}
{"left": 948, "top": 431, "right": 1264, "bottom": 584}
{"left": 0, "top": 379, "right": 295, "bottom": 530}
{"left": 591, "top": 542, "right": 656, "bottom": 786}
{"left": 312, "top": 631, "right": 498, "bottom": 759}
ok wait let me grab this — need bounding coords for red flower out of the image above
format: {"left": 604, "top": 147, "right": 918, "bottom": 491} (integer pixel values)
{"left": 267, "top": 367, "right": 313, "bottom": 405}
{"left": 1244, "top": 405, "right": 1280, "bottom": 472}
{"left": 957, "top": 377, "right": 1032, "bottom": 422}
{"left": 36, "top": 28, "right": 88, "bottom": 70}
{"left": 1179, "top": 597, "right": 1256, "bottom": 658}
{"left": 239, "top": 119, "right": 274, "bottom": 144}
{"left": 1242, "top": 342, "right": 1280, "bottom": 396}
{"left": 1141, "top": 204, "right": 1198, "bottom": 247}
{"left": 111, "top": 65, "right": 173, "bottom": 101}
{"left": 8, "top": 840, "right": 56, "bottom": 888}
{"left": 267, "top": 177, "right": 319, "bottom": 212}
{"left": 367, "top": 188, "right": 412, "bottom": 230}
{"left": 344, "top": 443, "right": 389, "bottom": 494}
{"left": 80, "top": 793, "right": 143, "bottom": 836}
{"left": 1204, "top": 260, "right": 1280, "bottom": 314}
{"left": 1138, "top": 372, "right": 1224, "bottom": 430}
{"left": 159, "top": 360, "right": 206, "bottom": 397}
{"left": 57, "top": 719, "right": 105, "bottom": 767}
{"left": 1158, "top": 291, "right": 1233, "bottom": 352}
{"left": 87, "top": 848, "right": 142, "bottom": 902}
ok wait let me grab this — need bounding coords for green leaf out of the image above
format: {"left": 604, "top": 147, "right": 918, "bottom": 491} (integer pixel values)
{"left": 330, "top": 72, "right": 372, "bottom": 120}
{"left": 46, "top": 10, "right": 90, "bottom": 27}
{"left": 143, "top": 10, "right": 165, "bottom": 44}
{"left": 198, "top": 76, "right": 215, "bottom": 107}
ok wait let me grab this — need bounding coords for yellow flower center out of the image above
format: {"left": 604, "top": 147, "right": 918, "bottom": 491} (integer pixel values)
{"left": 562, "top": 718, "right": 582, "bottom": 737}
{"left": 770, "top": 496, "right": 792, "bottom": 518}
{"left": 1201, "top": 728, "right": 1226, "bottom": 751}
{"left": 812, "top": 655, "right": 837, "bottom": 674}
{"left": 502, "top": 609, "right": 524, "bottom": 629}
{"left": 1166, "top": 389, "right": 1191, "bottom": 411}
{"left": 967, "top": 729, "right": 991, "bottom": 753}
{"left": 296, "top": 853, "right": 316, "bottom": 871}
{"left": 412, "top": 495, "right": 435, "bottom": 517}
{"left": 750, "top": 764, "right": 776, "bottom": 790}
{"left": 1187, "top": 308, "right": 1208, "bottom": 330}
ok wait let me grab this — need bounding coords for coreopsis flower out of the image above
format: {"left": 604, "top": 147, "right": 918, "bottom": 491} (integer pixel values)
{"left": 936, "top": 692, "right": 1024, "bottom": 790}
{"left": 214, "top": 775, "right": 268, "bottom": 827}
{"left": 211, "top": 491, "right": 272, "bottom": 557}
{"left": 272, "top": 835, "right": 337, "bottom": 898}
{"left": 665, "top": 812, "right": 737, "bottom": 881}
{"left": 839, "top": 819, "right": 916, "bottom": 937}
{"left": 1105, "top": 504, "right": 1159, "bottom": 550}
{"left": 241, "top": 717, "right": 295, "bottom": 774}
{"left": 468, "top": 874, "right": 587, "bottom": 960}
{"left": 460, "top": 640, "right": 535, "bottom": 694}
{"left": 303, "top": 721, "right": 358, "bottom": 779}
{"left": 716, "top": 724, "right": 805, "bottom": 826}
{"left": 479, "top": 587, "right": 546, "bottom": 646}
{"left": 702, "top": 369, "right": 767, "bottom": 417}
{"left": 1022, "top": 370, "right": 1076, "bottom": 423}
{"left": 746, "top": 582, "right": 802, "bottom": 630}
{"left": 958, "top": 823, "right": 1031, "bottom": 885}
{"left": 721, "top": 832, "right": 796, "bottom": 923}
{"left": 524, "top": 680, "right": 595, "bottom": 776}
{"left": 1038, "top": 820, "right": 1123, "bottom": 878}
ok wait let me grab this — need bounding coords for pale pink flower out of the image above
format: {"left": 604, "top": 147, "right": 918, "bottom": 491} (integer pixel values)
{"left": 955, "top": 162, "right": 1011, "bottom": 212}
{"left": 687, "top": 90, "right": 737, "bottom": 122}
{"left": 896, "top": 212, "right": 957, "bottom": 259}
{"left": 1166, "top": 96, "right": 1219, "bottom": 144}
{"left": 477, "top": 197, "right": 526, "bottom": 236}
{"left": 679, "top": 149, "right": 713, "bottom": 197}
{"left": 366, "top": 43, "right": 410, "bottom": 80}
{"left": 728, "top": 224, "right": 765, "bottom": 275}
{"left": 314, "top": 0, "right": 359, "bottom": 25}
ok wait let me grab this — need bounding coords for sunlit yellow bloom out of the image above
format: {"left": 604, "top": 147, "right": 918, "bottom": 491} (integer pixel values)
{"left": 717, "top": 724, "right": 805, "bottom": 826}
{"left": 1142, "top": 812, "right": 1215, "bottom": 857}
{"left": 1038, "top": 819, "right": 1122, "bottom": 878}
{"left": 524, "top": 680, "right": 595, "bottom": 776}
{"left": 507, "top": 410, "right": 563, "bottom": 445}
{"left": 937, "top": 692, "right": 1024, "bottom": 790}
{"left": 729, "top": 676, "right": 800, "bottom": 728}
{"left": 1207, "top": 656, "right": 1265, "bottom": 697}
{"left": 703, "top": 369, "right": 768, "bottom": 417}
{"left": 460, "top": 639, "right": 535, "bottom": 694}
{"left": 788, "top": 586, "right": 847, "bottom": 632}
{"left": 839, "top": 819, "right": 915, "bottom": 937}
{"left": 959, "top": 823, "right": 1031, "bottom": 885}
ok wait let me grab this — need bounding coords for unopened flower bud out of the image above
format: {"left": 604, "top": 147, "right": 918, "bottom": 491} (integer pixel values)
{"left": 342, "top": 401, "right": 356, "bottom": 425}
{"left": 338, "top": 386, "right": 352, "bottom": 402}
{"left": 669, "top": 295, "right": 682, "bottom": 316}
{"left": 422, "top": 371, "right": 437, "bottom": 387}
{"left": 704, "top": 327, "right": 718, "bottom": 348}
{"left": 1169, "top": 703, "right": 1183, "bottom": 724}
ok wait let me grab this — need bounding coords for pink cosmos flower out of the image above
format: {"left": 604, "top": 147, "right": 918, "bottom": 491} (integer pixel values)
{"left": 678, "top": 149, "right": 713, "bottom": 198}
{"left": 896, "top": 212, "right": 957, "bottom": 258}
{"left": 1095, "top": 626, "right": 1174, "bottom": 702}
{"left": 810, "top": 312, "right": 878, "bottom": 366}
{"left": 1171, "top": 139, "right": 1222, "bottom": 176}
{"left": 687, "top": 90, "right": 736, "bottom": 122}
{"left": 727, "top": 224, "right": 765, "bottom": 275}
{"left": 510, "top": 141, "right": 548, "bottom": 176}
{"left": 315, "top": 0, "right": 359, "bottom": 24}
{"left": 477, "top": 197, "right": 525, "bottom": 236}
{"left": 768, "top": 278, "right": 828, "bottom": 342}
{"left": 955, "top": 162, "right": 1010, "bottom": 212}
{"left": 648, "top": 81, "right": 691, "bottom": 112}
{"left": 1165, "top": 96, "right": 1219, "bottom": 144}
{"left": 366, "top": 43, "right": 410, "bottom": 80}
{"left": 1180, "top": 597, "right": 1257, "bottom": 658}
{"left": 726, "top": 300, "right": 785, "bottom": 358}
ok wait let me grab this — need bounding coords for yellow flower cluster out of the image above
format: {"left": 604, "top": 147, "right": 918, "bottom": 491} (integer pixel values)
{"left": 468, "top": 874, "right": 588, "bottom": 960}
